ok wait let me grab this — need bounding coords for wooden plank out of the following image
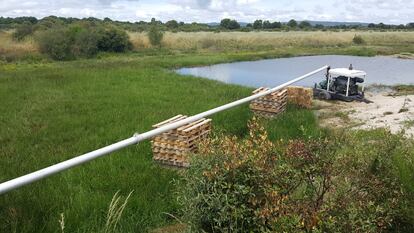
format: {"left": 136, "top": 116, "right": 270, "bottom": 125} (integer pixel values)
{"left": 250, "top": 105, "right": 286, "bottom": 114}
{"left": 177, "top": 118, "right": 206, "bottom": 131}
{"left": 182, "top": 120, "right": 211, "bottom": 133}
{"left": 152, "top": 115, "right": 188, "bottom": 128}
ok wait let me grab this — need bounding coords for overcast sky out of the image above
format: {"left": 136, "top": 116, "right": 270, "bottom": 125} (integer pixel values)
{"left": 1, "top": 0, "right": 413, "bottom": 24}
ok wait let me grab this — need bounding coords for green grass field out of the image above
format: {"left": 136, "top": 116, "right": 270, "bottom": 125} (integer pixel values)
{"left": 0, "top": 51, "right": 324, "bottom": 232}
{"left": 1, "top": 29, "right": 414, "bottom": 232}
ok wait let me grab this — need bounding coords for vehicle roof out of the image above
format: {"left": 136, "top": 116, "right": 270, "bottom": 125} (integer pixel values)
{"left": 329, "top": 68, "right": 366, "bottom": 77}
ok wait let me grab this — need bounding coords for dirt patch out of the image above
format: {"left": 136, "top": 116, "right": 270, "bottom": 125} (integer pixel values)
{"left": 315, "top": 90, "right": 414, "bottom": 136}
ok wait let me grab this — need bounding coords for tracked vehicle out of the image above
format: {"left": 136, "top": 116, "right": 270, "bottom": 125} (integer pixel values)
{"left": 313, "top": 65, "right": 371, "bottom": 103}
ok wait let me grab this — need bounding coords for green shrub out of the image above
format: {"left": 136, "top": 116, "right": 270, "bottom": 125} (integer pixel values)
{"left": 36, "top": 28, "right": 73, "bottom": 60}
{"left": 12, "top": 23, "right": 34, "bottom": 41}
{"left": 147, "top": 26, "right": 164, "bottom": 47}
{"left": 353, "top": 34, "right": 365, "bottom": 44}
{"left": 71, "top": 30, "right": 99, "bottom": 58}
{"left": 36, "top": 25, "right": 131, "bottom": 60}
{"left": 178, "top": 118, "right": 407, "bottom": 232}
{"left": 96, "top": 26, "right": 132, "bottom": 52}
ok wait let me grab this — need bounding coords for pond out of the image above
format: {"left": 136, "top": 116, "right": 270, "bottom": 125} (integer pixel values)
{"left": 176, "top": 55, "right": 414, "bottom": 88}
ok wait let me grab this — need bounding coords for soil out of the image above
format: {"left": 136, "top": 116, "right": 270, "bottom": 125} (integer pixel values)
{"left": 314, "top": 89, "right": 414, "bottom": 136}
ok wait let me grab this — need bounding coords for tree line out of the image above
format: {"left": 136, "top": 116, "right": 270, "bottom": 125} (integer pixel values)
{"left": 1, "top": 16, "right": 413, "bottom": 32}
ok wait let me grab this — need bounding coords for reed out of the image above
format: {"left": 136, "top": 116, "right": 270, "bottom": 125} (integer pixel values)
{"left": 128, "top": 31, "right": 414, "bottom": 51}
{"left": 0, "top": 30, "right": 39, "bottom": 61}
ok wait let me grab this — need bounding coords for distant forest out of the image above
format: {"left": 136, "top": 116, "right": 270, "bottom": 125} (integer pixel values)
{"left": 1, "top": 16, "right": 414, "bottom": 32}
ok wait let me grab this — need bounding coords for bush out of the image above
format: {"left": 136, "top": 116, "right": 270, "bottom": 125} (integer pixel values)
{"left": 71, "top": 30, "right": 99, "bottom": 58}
{"left": 353, "top": 34, "right": 365, "bottom": 44}
{"left": 36, "top": 28, "right": 73, "bottom": 60}
{"left": 96, "top": 26, "right": 132, "bottom": 52}
{"left": 178, "top": 118, "right": 407, "bottom": 232}
{"left": 12, "top": 23, "right": 34, "bottom": 41}
{"left": 147, "top": 26, "right": 164, "bottom": 47}
{"left": 36, "top": 25, "right": 131, "bottom": 60}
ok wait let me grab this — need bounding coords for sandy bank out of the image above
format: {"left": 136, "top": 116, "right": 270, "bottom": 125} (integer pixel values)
{"left": 315, "top": 90, "right": 414, "bottom": 136}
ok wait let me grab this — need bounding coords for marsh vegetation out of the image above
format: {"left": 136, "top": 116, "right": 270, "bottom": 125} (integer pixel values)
{"left": 1, "top": 17, "right": 414, "bottom": 233}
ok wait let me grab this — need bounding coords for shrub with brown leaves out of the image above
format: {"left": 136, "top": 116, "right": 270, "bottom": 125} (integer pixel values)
{"left": 177, "top": 118, "right": 406, "bottom": 233}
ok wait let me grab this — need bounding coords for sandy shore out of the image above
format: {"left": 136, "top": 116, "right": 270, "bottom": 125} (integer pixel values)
{"left": 315, "top": 89, "right": 414, "bottom": 136}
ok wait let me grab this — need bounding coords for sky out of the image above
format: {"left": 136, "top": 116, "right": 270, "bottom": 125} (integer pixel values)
{"left": 0, "top": 0, "right": 413, "bottom": 24}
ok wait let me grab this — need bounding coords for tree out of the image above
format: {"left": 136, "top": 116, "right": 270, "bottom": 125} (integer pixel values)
{"left": 12, "top": 22, "right": 34, "bottom": 41}
{"left": 299, "top": 21, "right": 311, "bottom": 29}
{"left": 396, "top": 24, "right": 405, "bottom": 29}
{"left": 220, "top": 18, "right": 240, "bottom": 30}
{"left": 228, "top": 20, "right": 240, "bottom": 29}
{"left": 165, "top": 20, "right": 178, "bottom": 29}
{"left": 220, "top": 18, "right": 231, "bottom": 29}
{"left": 262, "top": 20, "right": 271, "bottom": 29}
{"left": 271, "top": 21, "right": 282, "bottom": 29}
{"left": 147, "top": 25, "right": 164, "bottom": 47}
{"left": 287, "top": 19, "right": 297, "bottom": 28}
{"left": 315, "top": 24, "right": 324, "bottom": 29}
{"left": 103, "top": 17, "right": 112, "bottom": 22}
{"left": 253, "top": 19, "right": 262, "bottom": 29}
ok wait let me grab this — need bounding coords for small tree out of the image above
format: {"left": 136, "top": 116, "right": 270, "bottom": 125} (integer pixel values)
{"left": 228, "top": 20, "right": 240, "bottom": 30}
{"left": 262, "top": 20, "right": 271, "bottom": 29}
{"left": 36, "top": 28, "right": 73, "bottom": 60}
{"left": 270, "top": 21, "right": 282, "bottom": 29}
{"left": 165, "top": 20, "right": 178, "bottom": 29}
{"left": 352, "top": 34, "right": 365, "bottom": 44}
{"left": 147, "top": 26, "right": 164, "bottom": 47}
{"left": 287, "top": 19, "right": 298, "bottom": 28}
{"left": 253, "top": 19, "right": 262, "bottom": 29}
{"left": 96, "top": 26, "right": 132, "bottom": 52}
{"left": 220, "top": 18, "right": 231, "bottom": 29}
{"left": 220, "top": 19, "right": 240, "bottom": 30}
{"left": 12, "top": 22, "right": 34, "bottom": 41}
{"left": 299, "top": 21, "right": 311, "bottom": 29}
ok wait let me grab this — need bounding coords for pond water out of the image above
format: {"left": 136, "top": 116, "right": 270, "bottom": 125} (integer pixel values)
{"left": 176, "top": 55, "right": 414, "bottom": 88}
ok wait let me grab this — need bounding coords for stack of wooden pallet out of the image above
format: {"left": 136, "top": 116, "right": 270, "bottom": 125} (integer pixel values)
{"left": 151, "top": 115, "right": 212, "bottom": 167}
{"left": 287, "top": 86, "right": 313, "bottom": 109}
{"left": 249, "top": 87, "right": 288, "bottom": 118}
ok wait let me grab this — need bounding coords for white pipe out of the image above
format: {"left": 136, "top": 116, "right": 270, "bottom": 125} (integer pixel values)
{"left": 0, "top": 65, "right": 328, "bottom": 195}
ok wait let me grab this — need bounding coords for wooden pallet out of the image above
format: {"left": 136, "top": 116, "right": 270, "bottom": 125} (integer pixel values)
{"left": 250, "top": 87, "right": 287, "bottom": 118}
{"left": 287, "top": 86, "right": 313, "bottom": 109}
{"left": 151, "top": 115, "right": 211, "bottom": 167}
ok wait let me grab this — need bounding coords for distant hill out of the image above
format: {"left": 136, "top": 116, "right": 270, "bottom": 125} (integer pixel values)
{"left": 208, "top": 20, "right": 370, "bottom": 27}
{"left": 306, "top": 21, "right": 369, "bottom": 27}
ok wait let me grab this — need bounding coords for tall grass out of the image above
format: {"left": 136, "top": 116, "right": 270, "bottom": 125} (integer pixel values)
{"left": 0, "top": 30, "right": 39, "bottom": 61}
{"left": 2, "top": 30, "right": 414, "bottom": 62}
{"left": 104, "top": 191, "right": 134, "bottom": 233}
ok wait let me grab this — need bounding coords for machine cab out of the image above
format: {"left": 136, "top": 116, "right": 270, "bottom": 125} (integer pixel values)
{"left": 327, "top": 67, "right": 366, "bottom": 97}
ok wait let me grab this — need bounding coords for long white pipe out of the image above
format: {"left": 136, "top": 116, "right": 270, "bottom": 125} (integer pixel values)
{"left": 0, "top": 65, "right": 328, "bottom": 195}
